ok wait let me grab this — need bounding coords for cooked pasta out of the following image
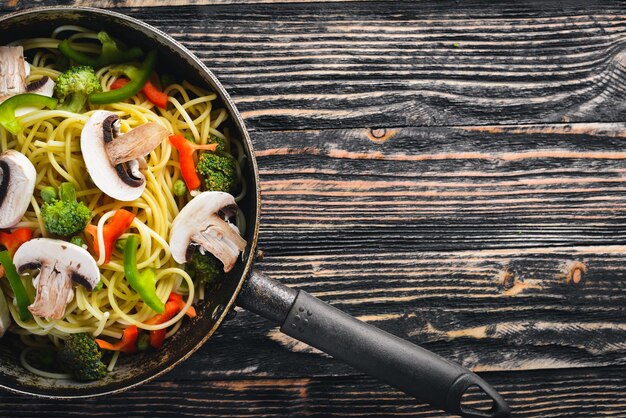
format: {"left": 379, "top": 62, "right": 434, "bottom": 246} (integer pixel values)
{"left": 0, "top": 26, "right": 246, "bottom": 379}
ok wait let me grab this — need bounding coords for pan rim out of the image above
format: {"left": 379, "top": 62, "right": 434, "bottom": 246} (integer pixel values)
{"left": 0, "top": 5, "right": 261, "bottom": 399}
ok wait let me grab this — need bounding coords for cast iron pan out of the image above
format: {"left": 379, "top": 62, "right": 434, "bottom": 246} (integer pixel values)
{"left": 0, "top": 7, "right": 510, "bottom": 418}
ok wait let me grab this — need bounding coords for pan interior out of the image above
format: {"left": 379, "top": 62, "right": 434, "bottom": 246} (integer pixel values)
{"left": 0, "top": 7, "right": 259, "bottom": 398}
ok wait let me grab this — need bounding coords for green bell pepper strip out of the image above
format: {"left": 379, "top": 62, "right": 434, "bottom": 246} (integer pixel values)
{"left": 0, "top": 94, "right": 58, "bottom": 135}
{"left": 89, "top": 50, "right": 157, "bottom": 105}
{"left": 58, "top": 31, "right": 143, "bottom": 69}
{"left": 123, "top": 235, "right": 165, "bottom": 313}
{"left": 0, "top": 250, "right": 32, "bottom": 321}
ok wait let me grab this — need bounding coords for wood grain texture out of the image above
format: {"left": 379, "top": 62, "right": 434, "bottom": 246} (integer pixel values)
{"left": 155, "top": 245, "right": 626, "bottom": 381}
{"left": 5, "top": 0, "right": 373, "bottom": 7}
{"left": 1, "top": 2, "right": 626, "bottom": 417}
{"left": 4, "top": 1, "right": 626, "bottom": 129}
{"left": 253, "top": 122, "right": 626, "bottom": 255}
{"left": 1, "top": 367, "right": 625, "bottom": 417}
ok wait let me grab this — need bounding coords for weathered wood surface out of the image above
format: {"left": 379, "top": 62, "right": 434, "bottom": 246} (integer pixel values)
{"left": 4, "top": 1, "right": 626, "bottom": 130}
{"left": 167, "top": 245, "right": 626, "bottom": 380}
{"left": 2, "top": 1, "right": 626, "bottom": 417}
{"left": 2, "top": 367, "right": 626, "bottom": 417}
{"left": 254, "top": 123, "right": 626, "bottom": 254}
{"left": 5, "top": 0, "right": 370, "bottom": 7}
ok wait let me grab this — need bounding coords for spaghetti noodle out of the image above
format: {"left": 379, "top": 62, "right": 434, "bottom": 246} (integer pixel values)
{"left": 0, "top": 26, "right": 246, "bottom": 378}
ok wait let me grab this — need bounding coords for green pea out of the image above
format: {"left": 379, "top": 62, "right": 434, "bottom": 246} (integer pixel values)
{"left": 173, "top": 179, "right": 187, "bottom": 197}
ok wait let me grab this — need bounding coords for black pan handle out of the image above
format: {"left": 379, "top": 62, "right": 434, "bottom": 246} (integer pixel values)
{"left": 237, "top": 270, "right": 510, "bottom": 418}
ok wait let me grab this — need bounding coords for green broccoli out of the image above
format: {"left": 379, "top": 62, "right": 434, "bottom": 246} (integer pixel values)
{"left": 70, "top": 236, "right": 84, "bottom": 247}
{"left": 54, "top": 66, "right": 102, "bottom": 113}
{"left": 59, "top": 31, "right": 143, "bottom": 69}
{"left": 115, "top": 238, "right": 127, "bottom": 253}
{"left": 185, "top": 249, "right": 224, "bottom": 285}
{"left": 57, "top": 333, "right": 108, "bottom": 382}
{"left": 196, "top": 152, "right": 237, "bottom": 193}
{"left": 207, "top": 135, "right": 228, "bottom": 153}
{"left": 40, "top": 186, "right": 57, "bottom": 203}
{"left": 41, "top": 182, "right": 91, "bottom": 236}
{"left": 95, "top": 32, "right": 143, "bottom": 67}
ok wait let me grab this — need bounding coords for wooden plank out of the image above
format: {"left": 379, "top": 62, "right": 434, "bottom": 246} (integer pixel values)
{"left": 253, "top": 122, "right": 626, "bottom": 255}
{"left": 145, "top": 122, "right": 626, "bottom": 378}
{"left": 1, "top": 367, "right": 625, "bottom": 417}
{"left": 4, "top": 2, "right": 626, "bottom": 129}
{"left": 6, "top": 0, "right": 375, "bottom": 8}
{"left": 157, "top": 244, "right": 626, "bottom": 381}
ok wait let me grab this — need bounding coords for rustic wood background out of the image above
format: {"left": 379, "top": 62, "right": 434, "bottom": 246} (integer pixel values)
{"left": 2, "top": 0, "right": 626, "bottom": 416}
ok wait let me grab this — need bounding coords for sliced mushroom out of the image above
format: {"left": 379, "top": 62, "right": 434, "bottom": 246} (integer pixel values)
{"left": 0, "top": 150, "right": 36, "bottom": 229}
{"left": 13, "top": 238, "right": 100, "bottom": 320}
{"left": 0, "top": 287, "right": 11, "bottom": 337}
{"left": 0, "top": 46, "right": 28, "bottom": 102}
{"left": 81, "top": 110, "right": 169, "bottom": 201}
{"left": 105, "top": 122, "right": 168, "bottom": 166}
{"left": 26, "top": 76, "right": 55, "bottom": 96}
{"left": 170, "top": 191, "right": 247, "bottom": 272}
{"left": 15, "top": 76, "right": 56, "bottom": 117}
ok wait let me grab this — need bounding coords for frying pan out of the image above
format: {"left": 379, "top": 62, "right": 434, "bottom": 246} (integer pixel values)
{"left": 0, "top": 7, "right": 510, "bottom": 418}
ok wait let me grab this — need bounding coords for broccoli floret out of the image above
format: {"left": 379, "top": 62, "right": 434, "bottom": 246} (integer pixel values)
{"left": 40, "top": 186, "right": 57, "bottom": 203}
{"left": 96, "top": 32, "right": 143, "bottom": 67}
{"left": 41, "top": 182, "right": 91, "bottom": 236}
{"left": 196, "top": 152, "right": 237, "bottom": 193}
{"left": 185, "top": 249, "right": 224, "bottom": 285}
{"left": 207, "top": 135, "right": 228, "bottom": 153}
{"left": 115, "top": 238, "right": 127, "bottom": 252}
{"left": 57, "top": 333, "right": 108, "bottom": 382}
{"left": 54, "top": 66, "right": 102, "bottom": 113}
{"left": 70, "top": 236, "right": 84, "bottom": 247}
{"left": 58, "top": 32, "right": 143, "bottom": 69}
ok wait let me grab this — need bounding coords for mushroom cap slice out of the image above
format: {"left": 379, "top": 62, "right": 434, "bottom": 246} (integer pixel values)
{"left": 0, "top": 287, "right": 11, "bottom": 338}
{"left": 170, "top": 191, "right": 247, "bottom": 272}
{"left": 81, "top": 110, "right": 168, "bottom": 202}
{"left": 82, "top": 110, "right": 145, "bottom": 201}
{"left": 26, "top": 76, "right": 55, "bottom": 97}
{"left": 15, "top": 76, "right": 56, "bottom": 117}
{"left": 13, "top": 238, "right": 100, "bottom": 320}
{"left": 0, "top": 150, "right": 36, "bottom": 229}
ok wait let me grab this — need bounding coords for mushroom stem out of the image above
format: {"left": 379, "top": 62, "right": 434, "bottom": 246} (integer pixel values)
{"left": 191, "top": 217, "right": 247, "bottom": 272}
{"left": 29, "top": 263, "right": 74, "bottom": 320}
{"left": 169, "top": 192, "right": 247, "bottom": 270}
{"left": 104, "top": 122, "right": 169, "bottom": 166}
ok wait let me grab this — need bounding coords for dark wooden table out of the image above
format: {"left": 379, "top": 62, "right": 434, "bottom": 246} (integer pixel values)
{"left": 2, "top": 1, "right": 626, "bottom": 416}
